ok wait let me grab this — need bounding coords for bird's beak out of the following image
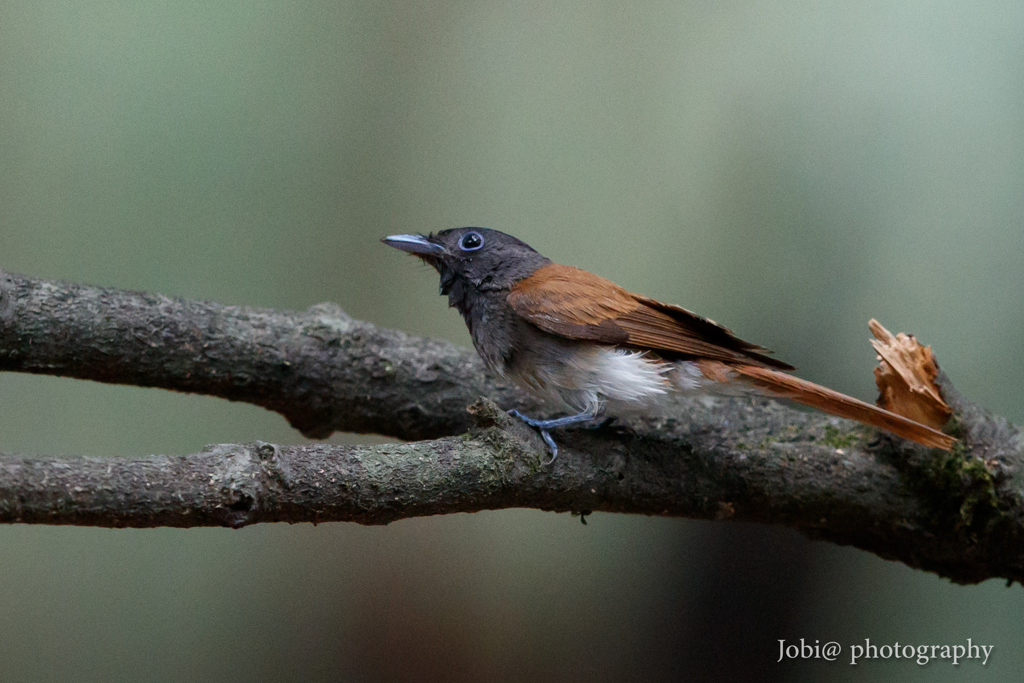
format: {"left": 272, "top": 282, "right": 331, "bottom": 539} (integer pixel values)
{"left": 382, "top": 234, "right": 447, "bottom": 256}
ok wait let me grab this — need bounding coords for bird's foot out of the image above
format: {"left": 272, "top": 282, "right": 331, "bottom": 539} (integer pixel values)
{"left": 507, "top": 409, "right": 599, "bottom": 464}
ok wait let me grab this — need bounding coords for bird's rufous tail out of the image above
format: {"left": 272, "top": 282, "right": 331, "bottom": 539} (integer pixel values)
{"left": 730, "top": 364, "right": 956, "bottom": 450}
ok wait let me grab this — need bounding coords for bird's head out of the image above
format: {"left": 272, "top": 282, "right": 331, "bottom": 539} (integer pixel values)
{"left": 382, "top": 227, "right": 550, "bottom": 296}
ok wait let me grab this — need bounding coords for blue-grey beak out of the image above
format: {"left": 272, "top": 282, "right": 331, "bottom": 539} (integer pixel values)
{"left": 382, "top": 234, "right": 447, "bottom": 256}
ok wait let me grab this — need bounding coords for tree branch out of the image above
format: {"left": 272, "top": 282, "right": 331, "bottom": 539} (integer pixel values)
{"left": 0, "top": 270, "right": 534, "bottom": 440}
{"left": 0, "top": 270, "right": 1021, "bottom": 585}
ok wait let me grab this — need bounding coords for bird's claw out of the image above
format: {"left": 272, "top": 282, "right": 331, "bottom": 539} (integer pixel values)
{"left": 507, "top": 409, "right": 560, "bottom": 462}
{"left": 506, "top": 409, "right": 589, "bottom": 463}
{"left": 539, "top": 430, "right": 558, "bottom": 464}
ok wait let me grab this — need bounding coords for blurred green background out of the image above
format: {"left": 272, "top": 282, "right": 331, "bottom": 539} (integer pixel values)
{"left": 1, "top": 1, "right": 1022, "bottom": 681}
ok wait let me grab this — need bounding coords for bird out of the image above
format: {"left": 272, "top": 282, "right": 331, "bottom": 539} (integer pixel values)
{"left": 383, "top": 227, "right": 955, "bottom": 459}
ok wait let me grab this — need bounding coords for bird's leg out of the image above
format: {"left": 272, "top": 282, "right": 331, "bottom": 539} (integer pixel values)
{"left": 507, "top": 407, "right": 601, "bottom": 463}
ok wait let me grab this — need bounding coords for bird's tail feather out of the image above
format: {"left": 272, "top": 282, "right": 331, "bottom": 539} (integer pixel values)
{"left": 731, "top": 364, "right": 956, "bottom": 450}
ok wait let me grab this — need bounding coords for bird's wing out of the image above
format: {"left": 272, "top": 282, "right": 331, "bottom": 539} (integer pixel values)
{"left": 508, "top": 263, "right": 793, "bottom": 370}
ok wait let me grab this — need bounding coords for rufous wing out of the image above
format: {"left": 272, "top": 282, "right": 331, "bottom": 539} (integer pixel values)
{"left": 508, "top": 263, "right": 793, "bottom": 370}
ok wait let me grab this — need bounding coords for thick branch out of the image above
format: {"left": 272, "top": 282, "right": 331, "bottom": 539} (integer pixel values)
{"left": 0, "top": 270, "right": 531, "bottom": 440}
{"left": 0, "top": 270, "right": 1022, "bottom": 585}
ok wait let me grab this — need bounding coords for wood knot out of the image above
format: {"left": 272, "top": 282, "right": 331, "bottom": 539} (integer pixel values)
{"left": 466, "top": 398, "right": 514, "bottom": 430}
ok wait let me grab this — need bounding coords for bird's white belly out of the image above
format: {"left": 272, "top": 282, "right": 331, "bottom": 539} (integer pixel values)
{"left": 511, "top": 345, "right": 725, "bottom": 414}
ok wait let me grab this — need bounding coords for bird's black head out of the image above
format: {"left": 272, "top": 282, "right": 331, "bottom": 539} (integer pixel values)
{"left": 383, "top": 228, "right": 550, "bottom": 301}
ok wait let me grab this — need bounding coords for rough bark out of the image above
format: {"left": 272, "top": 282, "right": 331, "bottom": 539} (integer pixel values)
{"left": 0, "top": 270, "right": 1021, "bottom": 585}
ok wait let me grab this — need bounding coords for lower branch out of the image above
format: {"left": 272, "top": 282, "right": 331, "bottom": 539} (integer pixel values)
{"left": 1, "top": 398, "right": 1022, "bottom": 585}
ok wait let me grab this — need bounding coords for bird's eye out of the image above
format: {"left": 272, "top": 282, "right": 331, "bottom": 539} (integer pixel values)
{"left": 459, "top": 232, "right": 484, "bottom": 251}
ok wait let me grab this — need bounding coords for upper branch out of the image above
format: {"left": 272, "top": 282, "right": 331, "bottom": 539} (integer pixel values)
{"left": 0, "top": 270, "right": 533, "bottom": 440}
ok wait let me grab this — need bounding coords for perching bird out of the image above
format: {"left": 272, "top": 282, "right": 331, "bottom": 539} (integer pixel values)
{"left": 383, "top": 228, "right": 955, "bottom": 458}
